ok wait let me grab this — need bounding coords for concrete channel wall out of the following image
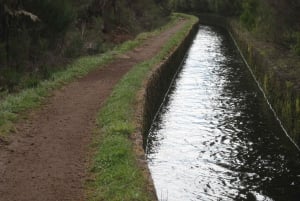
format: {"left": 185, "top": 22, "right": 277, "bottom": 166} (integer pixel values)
{"left": 196, "top": 13, "right": 300, "bottom": 146}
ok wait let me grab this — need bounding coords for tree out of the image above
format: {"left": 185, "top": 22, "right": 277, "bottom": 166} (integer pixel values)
{"left": 0, "top": 0, "right": 39, "bottom": 66}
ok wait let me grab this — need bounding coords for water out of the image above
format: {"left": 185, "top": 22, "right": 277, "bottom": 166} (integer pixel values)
{"left": 146, "top": 25, "right": 300, "bottom": 201}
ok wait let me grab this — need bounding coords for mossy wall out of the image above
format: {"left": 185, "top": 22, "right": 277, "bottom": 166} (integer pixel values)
{"left": 141, "top": 21, "right": 199, "bottom": 147}
{"left": 196, "top": 13, "right": 300, "bottom": 146}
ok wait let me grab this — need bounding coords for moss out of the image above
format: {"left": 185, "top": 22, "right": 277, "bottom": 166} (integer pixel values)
{"left": 247, "top": 44, "right": 252, "bottom": 62}
{"left": 285, "top": 81, "right": 294, "bottom": 89}
{"left": 284, "top": 100, "right": 292, "bottom": 119}
{"left": 296, "top": 97, "right": 300, "bottom": 115}
{"left": 263, "top": 74, "right": 268, "bottom": 91}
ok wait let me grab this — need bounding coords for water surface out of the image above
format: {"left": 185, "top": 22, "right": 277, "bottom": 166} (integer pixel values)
{"left": 146, "top": 25, "right": 300, "bottom": 201}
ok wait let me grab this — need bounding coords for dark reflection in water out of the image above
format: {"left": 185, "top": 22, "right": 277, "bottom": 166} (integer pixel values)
{"left": 146, "top": 25, "right": 300, "bottom": 201}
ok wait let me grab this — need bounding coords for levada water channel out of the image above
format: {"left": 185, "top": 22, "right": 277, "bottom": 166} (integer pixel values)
{"left": 146, "top": 25, "right": 300, "bottom": 201}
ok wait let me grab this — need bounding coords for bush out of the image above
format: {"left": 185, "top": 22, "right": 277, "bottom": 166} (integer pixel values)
{"left": 208, "top": 0, "right": 241, "bottom": 16}
{"left": 293, "top": 32, "right": 300, "bottom": 56}
{"left": 0, "top": 42, "right": 6, "bottom": 65}
{"left": 7, "top": 29, "right": 31, "bottom": 67}
{"left": 27, "top": 0, "right": 75, "bottom": 35}
{"left": 64, "top": 32, "right": 84, "bottom": 58}
{"left": 0, "top": 0, "right": 170, "bottom": 93}
{"left": 0, "top": 68, "right": 22, "bottom": 92}
{"left": 240, "top": 0, "right": 258, "bottom": 30}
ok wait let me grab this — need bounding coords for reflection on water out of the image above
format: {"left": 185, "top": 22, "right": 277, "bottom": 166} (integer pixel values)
{"left": 146, "top": 25, "right": 300, "bottom": 201}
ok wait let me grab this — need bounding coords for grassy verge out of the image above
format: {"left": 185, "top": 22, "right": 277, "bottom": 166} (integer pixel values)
{"left": 0, "top": 14, "right": 181, "bottom": 137}
{"left": 87, "top": 13, "right": 198, "bottom": 201}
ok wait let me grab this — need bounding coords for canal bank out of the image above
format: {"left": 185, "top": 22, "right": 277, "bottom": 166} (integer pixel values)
{"left": 195, "top": 13, "right": 300, "bottom": 147}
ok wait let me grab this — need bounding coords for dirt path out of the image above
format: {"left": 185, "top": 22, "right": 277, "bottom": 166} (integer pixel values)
{"left": 0, "top": 20, "right": 186, "bottom": 201}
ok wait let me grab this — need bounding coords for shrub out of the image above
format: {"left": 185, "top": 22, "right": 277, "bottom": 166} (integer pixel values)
{"left": 240, "top": 0, "right": 258, "bottom": 30}
{"left": 64, "top": 32, "right": 84, "bottom": 58}
{"left": 27, "top": 0, "right": 75, "bottom": 35}
{"left": 0, "top": 68, "right": 22, "bottom": 92}
{"left": 293, "top": 32, "right": 300, "bottom": 56}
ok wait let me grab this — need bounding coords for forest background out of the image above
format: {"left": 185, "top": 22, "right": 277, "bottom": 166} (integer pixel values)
{"left": 0, "top": 0, "right": 299, "bottom": 93}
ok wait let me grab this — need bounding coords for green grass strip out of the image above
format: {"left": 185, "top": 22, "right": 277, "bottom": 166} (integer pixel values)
{"left": 0, "top": 14, "right": 181, "bottom": 137}
{"left": 87, "top": 13, "right": 198, "bottom": 201}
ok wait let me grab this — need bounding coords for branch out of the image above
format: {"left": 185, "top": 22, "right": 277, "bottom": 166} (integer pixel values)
{"left": 4, "top": 5, "right": 40, "bottom": 22}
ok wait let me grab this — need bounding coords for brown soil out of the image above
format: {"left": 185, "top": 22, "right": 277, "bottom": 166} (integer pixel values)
{"left": 0, "top": 20, "right": 186, "bottom": 201}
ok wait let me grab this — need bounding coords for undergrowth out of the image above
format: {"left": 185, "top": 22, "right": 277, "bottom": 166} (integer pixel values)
{"left": 87, "top": 13, "right": 198, "bottom": 201}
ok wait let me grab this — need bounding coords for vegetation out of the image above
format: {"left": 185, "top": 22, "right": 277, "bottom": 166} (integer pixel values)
{"left": 168, "top": 0, "right": 241, "bottom": 16}
{"left": 87, "top": 13, "right": 198, "bottom": 201}
{"left": 1, "top": 0, "right": 299, "bottom": 199}
{"left": 168, "top": 0, "right": 300, "bottom": 56}
{"left": 2, "top": 0, "right": 298, "bottom": 100}
{"left": 0, "top": 0, "right": 170, "bottom": 93}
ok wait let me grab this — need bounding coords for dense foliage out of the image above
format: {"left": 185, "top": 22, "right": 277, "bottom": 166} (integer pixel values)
{"left": 1, "top": 0, "right": 299, "bottom": 93}
{"left": 0, "top": 0, "right": 169, "bottom": 92}
{"left": 240, "top": 0, "right": 300, "bottom": 49}
{"left": 168, "top": 0, "right": 300, "bottom": 55}
{"left": 168, "top": 0, "right": 241, "bottom": 16}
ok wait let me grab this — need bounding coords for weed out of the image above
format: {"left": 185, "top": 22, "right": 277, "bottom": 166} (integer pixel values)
{"left": 293, "top": 32, "right": 300, "bottom": 56}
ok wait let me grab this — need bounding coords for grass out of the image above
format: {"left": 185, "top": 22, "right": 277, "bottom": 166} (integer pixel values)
{"left": 0, "top": 14, "right": 181, "bottom": 137}
{"left": 0, "top": 54, "right": 112, "bottom": 136}
{"left": 87, "top": 13, "right": 198, "bottom": 201}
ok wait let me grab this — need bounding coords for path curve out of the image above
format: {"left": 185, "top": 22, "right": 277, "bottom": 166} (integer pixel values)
{"left": 0, "top": 20, "right": 187, "bottom": 201}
